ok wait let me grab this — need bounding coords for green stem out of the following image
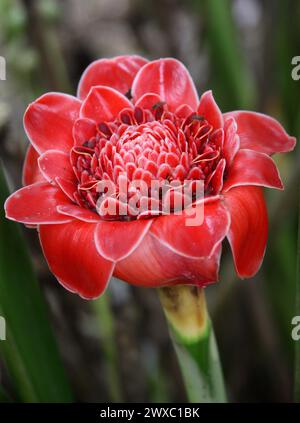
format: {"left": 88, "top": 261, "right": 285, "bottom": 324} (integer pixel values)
{"left": 0, "top": 163, "right": 73, "bottom": 403}
{"left": 158, "top": 285, "right": 226, "bottom": 403}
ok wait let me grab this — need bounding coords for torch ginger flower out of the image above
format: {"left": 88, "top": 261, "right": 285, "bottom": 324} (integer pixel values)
{"left": 4, "top": 56, "right": 296, "bottom": 299}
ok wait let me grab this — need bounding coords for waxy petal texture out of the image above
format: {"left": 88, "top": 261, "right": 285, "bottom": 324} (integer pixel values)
{"left": 224, "top": 186, "right": 268, "bottom": 278}
{"left": 40, "top": 222, "right": 114, "bottom": 299}
{"left": 197, "top": 91, "right": 223, "bottom": 129}
{"left": 22, "top": 145, "right": 45, "bottom": 186}
{"left": 73, "top": 118, "right": 97, "bottom": 146}
{"left": 80, "top": 86, "right": 133, "bottom": 122}
{"left": 95, "top": 219, "right": 152, "bottom": 261}
{"left": 55, "top": 177, "right": 76, "bottom": 202}
{"left": 223, "top": 149, "right": 283, "bottom": 192}
{"left": 78, "top": 55, "right": 148, "bottom": 100}
{"left": 209, "top": 158, "right": 226, "bottom": 194}
{"left": 115, "top": 232, "right": 222, "bottom": 287}
{"left": 38, "top": 150, "right": 76, "bottom": 183}
{"left": 57, "top": 204, "right": 102, "bottom": 222}
{"left": 223, "top": 118, "right": 240, "bottom": 166}
{"left": 135, "top": 93, "right": 162, "bottom": 110}
{"left": 225, "top": 111, "right": 296, "bottom": 155}
{"left": 24, "top": 93, "right": 81, "bottom": 154}
{"left": 151, "top": 198, "right": 230, "bottom": 258}
{"left": 5, "top": 182, "right": 72, "bottom": 224}
{"left": 132, "top": 58, "right": 199, "bottom": 112}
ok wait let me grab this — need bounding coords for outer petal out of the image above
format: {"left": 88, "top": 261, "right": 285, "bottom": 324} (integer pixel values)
{"left": 39, "top": 222, "right": 114, "bottom": 299}
{"left": 38, "top": 150, "right": 76, "bottom": 184}
{"left": 57, "top": 204, "right": 101, "bottom": 223}
{"left": 224, "top": 111, "right": 296, "bottom": 154}
{"left": 80, "top": 86, "right": 133, "bottom": 122}
{"left": 150, "top": 197, "right": 230, "bottom": 259}
{"left": 224, "top": 186, "right": 268, "bottom": 278}
{"left": 223, "top": 149, "right": 283, "bottom": 192}
{"left": 132, "top": 58, "right": 199, "bottom": 112}
{"left": 5, "top": 182, "right": 72, "bottom": 224}
{"left": 77, "top": 55, "right": 148, "bottom": 100}
{"left": 22, "top": 145, "right": 45, "bottom": 186}
{"left": 95, "top": 219, "right": 152, "bottom": 261}
{"left": 24, "top": 93, "right": 81, "bottom": 154}
{"left": 197, "top": 90, "right": 223, "bottom": 129}
{"left": 114, "top": 232, "right": 221, "bottom": 287}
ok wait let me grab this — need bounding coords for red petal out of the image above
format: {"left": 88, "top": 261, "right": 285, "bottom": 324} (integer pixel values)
{"left": 55, "top": 177, "right": 76, "bottom": 201}
{"left": 114, "top": 232, "right": 221, "bottom": 287}
{"left": 95, "top": 219, "right": 152, "bottom": 261}
{"left": 57, "top": 204, "right": 101, "bottom": 222}
{"left": 175, "top": 104, "right": 194, "bottom": 118}
{"left": 197, "top": 90, "right": 223, "bottom": 129}
{"left": 132, "top": 58, "right": 199, "bottom": 112}
{"left": 77, "top": 55, "right": 148, "bottom": 100}
{"left": 73, "top": 118, "right": 97, "bottom": 146}
{"left": 5, "top": 182, "right": 72, "bottom": 224}
{"left": 223, "top": 117, "right": 240, "bottom": 165}
{"left": 224, "top": 111, "right": 296, "bottom": 154}
{"left": 38, "top": 150, "right": 76, "bottom": 184}
{"left": 24, "top": 93, "right": 81, "bottom": 154}
{"left": 209, "top": 158, "right": 226, "bottom": 194}
{"left": 223, "top": 149, "right": 283, "bottom": 192}
{"left": 224, "top": 186, "right": 268, "bottom": 278}
{"left": 39, "top": 222, "right": 114, "bottom": 299}
{"left": 80, "top": 86, "right": 133, "bottom": 122}
{"left": 135, "top": 93, "right": 162, "bottom": 110}
{"left": 22, "top": 145, "right": 45, "bottom": 186}
{"left": 150, "top": 197, "right": 230, "bottom": 258}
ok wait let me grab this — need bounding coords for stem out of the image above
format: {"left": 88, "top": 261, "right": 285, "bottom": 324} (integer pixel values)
{"left": 158, "top": 285, "right": 226, "bottom": 403}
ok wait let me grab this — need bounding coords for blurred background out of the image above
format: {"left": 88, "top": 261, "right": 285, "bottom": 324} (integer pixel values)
{"left": 0, "top": 0, "right": 300, "bottom": 403}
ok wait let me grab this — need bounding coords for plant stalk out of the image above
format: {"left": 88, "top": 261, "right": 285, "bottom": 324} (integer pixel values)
{"left": 158, "top": 285, "right": 226, "bottom": 403}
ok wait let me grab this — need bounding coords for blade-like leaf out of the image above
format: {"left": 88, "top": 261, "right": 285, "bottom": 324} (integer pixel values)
{"left": 196, "top": 0, "right": 256, "bottom": 110}
{"left": 0, "top": 163, "right": 73, "bottom": 402}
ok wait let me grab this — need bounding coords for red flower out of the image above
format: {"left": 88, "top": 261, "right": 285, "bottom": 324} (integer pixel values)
{"left": 5, "top": 56, "right": 296, "bottom": 299}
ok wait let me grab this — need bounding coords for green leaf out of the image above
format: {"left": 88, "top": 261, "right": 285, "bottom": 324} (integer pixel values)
{"left": 195, "top": 0, "right": 256, "bottom": 110}
{"left": 0, "top": 163, "right": 73, "bottom": 402}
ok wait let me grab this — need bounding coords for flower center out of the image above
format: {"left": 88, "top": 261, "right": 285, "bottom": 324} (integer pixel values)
{"left": 71, "top": 104, "right": 223, "bottom": 220}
